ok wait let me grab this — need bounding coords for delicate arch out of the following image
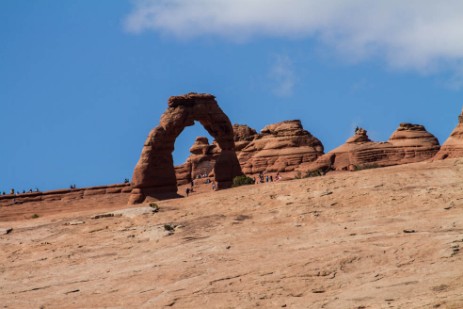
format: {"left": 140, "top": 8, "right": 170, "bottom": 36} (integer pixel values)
{"left": 129, "top": 93, "right": 242, "bottom": 204}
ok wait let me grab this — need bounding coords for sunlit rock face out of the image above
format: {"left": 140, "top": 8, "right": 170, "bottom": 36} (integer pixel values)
{"left": 129, "top": 93, "right": 242, "bottom": 204}
{"left": 298, "top": 123, "right": 440, "bottom": 173}
{"left": 435, "top": 108, "right": 463, "bottom": 160}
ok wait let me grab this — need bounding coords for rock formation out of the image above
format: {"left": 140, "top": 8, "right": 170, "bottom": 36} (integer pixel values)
{"left": 175, "top": 125, "right": 256, "bottom": 185}
{"left": 174, "top": 162, "right": 192, "bottom": 186}
{"left": 233, "top": 124, "right": 257, "bottom": 152}
{"left": 175, "top": 125, "right": 259, "bottom": 185}
{"left": 175, "top": 120, "right": 324, "bottom": 182}
{"left": 237, "top": 120, "right": 324, "bottom": 174}
{"left": 435, "top": 108, "right": 463, "bottom": 159}
{"left": 175, "top": 136, "right": 220, "bottom": 186}
{"left": 299, "top": 123, "right": 440, "bottom": 173}
{"left": 129, "top": 93, "right": 242, "bottom": 204}
{"left": 0, "top": 183, "right": 132, "bottom": 207}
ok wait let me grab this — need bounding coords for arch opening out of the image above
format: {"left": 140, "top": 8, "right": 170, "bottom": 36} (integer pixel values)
{"left": 173, "top": 121, "right": 213, "bottom": 166}
{"left": 173, "top": 123, "right": 218, "bottom": 192}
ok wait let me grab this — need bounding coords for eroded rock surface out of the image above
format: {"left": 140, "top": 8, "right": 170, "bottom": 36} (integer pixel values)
{"left": 435, "top": 109, "right": 463, "bottom": 159}
{"left": 233, "top": 124, "right": 258, "bottom": 152}
{"left": 0, "top": 184, "right": 132, "bottom": 207}
{"left": 238, "top": 120, "right": 324, "bottom": 174}
{"left": 175, "top": 120, "right": 324, "bottom": 181}
{"left": 299, "top": 123, "right": 440, "bottom": 173}
{"left": 2, "top": 159, "right": 463, "bottom": 309}
{"left": 130, "top": 93, "right": 242, "bottom": 204}
{"left": 175, "top": 136, "right": 221, "bottom": 186}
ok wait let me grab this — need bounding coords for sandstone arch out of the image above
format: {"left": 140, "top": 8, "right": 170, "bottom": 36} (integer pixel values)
{"left": 129, "top": 93, "right": 243, "bottom": 204}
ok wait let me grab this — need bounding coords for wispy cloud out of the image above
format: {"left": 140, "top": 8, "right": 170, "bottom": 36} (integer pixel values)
{"left": 125, "top": 0, "right": 463, "bottom": 75}
{"left": 268, "top": 55, "right": 295, "bottom": 97}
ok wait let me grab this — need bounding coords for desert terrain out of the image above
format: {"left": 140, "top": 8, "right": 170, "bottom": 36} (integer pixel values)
{"left": 1, "top": 159, "right": 463, "bottom": 308}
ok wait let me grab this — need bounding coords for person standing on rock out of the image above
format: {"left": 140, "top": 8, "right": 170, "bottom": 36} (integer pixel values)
{"left": 186, "top": 187, "right": 190, "bottom": 197}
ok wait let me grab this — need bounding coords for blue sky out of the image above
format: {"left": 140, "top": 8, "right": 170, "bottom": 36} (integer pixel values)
{"left": 1, "top": 0, "right": 463, "bottom": 192}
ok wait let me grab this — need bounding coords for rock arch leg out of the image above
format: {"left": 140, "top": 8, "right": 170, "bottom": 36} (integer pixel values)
{"left": 128, "top": 93, "right": 243, "bottom": 204}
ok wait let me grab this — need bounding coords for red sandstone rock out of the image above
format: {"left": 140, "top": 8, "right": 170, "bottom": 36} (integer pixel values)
{"left": 129, "top": 93, "right": 242, "bottom": 204}
{"left": 190, "top": 137, "right": 219, "bottom": 178}
{"left": 435, "top": 108, "right": 463, "bottom": 159}
{"left": 174, "top": 120, "right": 323, "bottom": 182}
{"left": 174, "top": 137, "right": 220, "bottom": 186}
{"left": 0, "top": 184, "right": 131, "bottom": 207}
{"left": 237, "top": 120, "right": 324, "bottom": 174}
{"left": 174, "top": 137, "right": 218, "bottom": 186}
{"left": 299, "top": 124, "right": 440, "bottom": 173}
{"left": 174, "top": 162, "right": 192, "bottom": 186}
{"left": 233, "top": 124, "right": 258, "bottom": 152}
{"left": 346, "top": 127, "right": 371, "bottom": 143}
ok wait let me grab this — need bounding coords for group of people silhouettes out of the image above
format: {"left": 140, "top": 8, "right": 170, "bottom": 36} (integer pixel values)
{"left": 1, "top": 188, "right": 40, "bottom": 195}
{"left": 254, "top": 172, "right": 281, "bottom": 184}
{"left": 185, "top": 177, "right": 218, "bottom": 197}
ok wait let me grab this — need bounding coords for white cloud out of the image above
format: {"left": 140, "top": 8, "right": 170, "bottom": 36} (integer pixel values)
{"left": 269, "top": 55, "right": 295, "bottom": 97}
{"left": 125, "top": 0, "right": 463, "bottom": 73}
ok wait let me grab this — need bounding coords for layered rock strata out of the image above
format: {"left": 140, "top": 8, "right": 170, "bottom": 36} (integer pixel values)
{"left": 237, "top": 120, "right": 324, "bottom": 174}
{"left": 129, "top": 93, "right": 242, "bottom": 204}
{"left": 435, "top": 108, "right": 463, "bottom": 159}
{"left": 233, "top": 124, "right": 258, "bottom": 152}
{"left": 0, "top": 183, "right": 132, "bottom": 207}
{"left": 175, "top": 137, "right": 220, "bottom": 185}
{"left": 299, "top": 123, "right": 440, "bottom": 173}
{"left": 175, "top": 120, "right": 324, "bottom": 182}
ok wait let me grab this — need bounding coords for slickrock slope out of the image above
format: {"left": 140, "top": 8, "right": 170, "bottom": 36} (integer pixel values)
{"left": 1, "top": 159, "right": 463, "bottom": 308}
{"left": 300, "top": 123, "right": 440, "bottom": 173}
{"left": 436, "top": 108, "right": 463, "bottom": 159}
